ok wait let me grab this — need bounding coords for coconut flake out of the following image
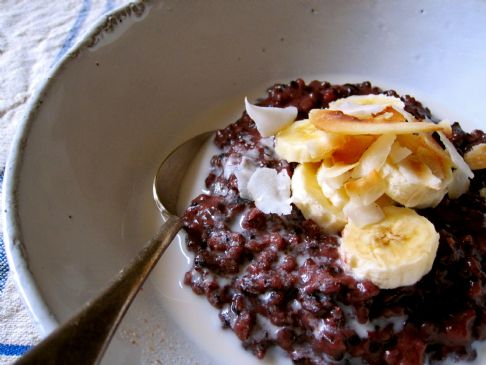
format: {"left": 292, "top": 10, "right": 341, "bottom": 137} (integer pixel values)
{"left": 437, "top": 120, "right": 453, "bottom": 137}
{"left": 318, "top": 161, "right": 359, "bottom": 178}
{"left": 316, "top": 161, "right": 357, "bottom": 192}
{"left": 247, "top": 167, "right": 292, "bottom": 215}
{"left": 438, "top": 132, "right": 474, "bottom": 179}
{"left": 389, "top": 143, "right": 412, "bottom": 164}
{"left": 328, "top": 94, "right": 417, "bottom": 123}
{"left": 224, "top": 156, "right": 257, "bottom": 199}
{"left": 343, "top": 201, "right": 385, "bottom": 228}
{"left": 345, "top": 171, "right": 387, "bottom": 206}
{"left": 448, "top": 169, "right": 471, "bottom": 199}
{"left": 311, "top": 113, "right": 443, "bottom": 135}
{"left": 438, "top": 132, "right": 474, "bottom": 199}
{"left": 260, "top": 136, "right": 276, "bottom": 150}
{"left": 318, "top": 179, "right": 349, "bottom": 208}
{"left": 245, "top": 97, "right": 297, "bottom": 137}
{"left": 398, "top": 157, "right": 443, "bottom": 190}
{"left": 329, "top": 95, "right": 403, "bottom": 116}
{"left": 353, "top": 134, "right": 396, "bottom": 177}
{"left": 329, "top": 102, "right": 385, "bottom": 118}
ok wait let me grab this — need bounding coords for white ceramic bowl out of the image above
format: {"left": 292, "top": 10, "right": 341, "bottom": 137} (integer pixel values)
{"left": 3, "top": 1, "right": 486, "bottom": 364}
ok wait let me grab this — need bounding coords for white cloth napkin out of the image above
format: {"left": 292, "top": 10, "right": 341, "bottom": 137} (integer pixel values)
{"left": 0, "top": 0, "right": 131, "bottom": 363}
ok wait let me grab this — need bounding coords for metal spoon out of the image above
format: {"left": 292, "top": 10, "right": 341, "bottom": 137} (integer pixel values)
{"left": 15, "top": 131, "right": 214, "bottom": 365}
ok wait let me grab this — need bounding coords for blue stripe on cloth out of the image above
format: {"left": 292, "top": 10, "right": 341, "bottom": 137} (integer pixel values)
{"left": 0, "top": 233, "right": 7, "bottom": 293}
{"left": 0, "top": 344, "right": 32, "bottom": 357}
{"left": 0, "top": 168, "right": 8, "bottom": 293}
{"left": 51, "top": 0, "right": 92, "bottom": 66}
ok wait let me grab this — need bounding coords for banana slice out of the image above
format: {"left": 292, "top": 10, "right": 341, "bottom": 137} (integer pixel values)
{"left": 291, "top": 163, "right": 347, "bottom": 233}
{"left": 340, "top": 206, "right": 440, "bottom": 289}
{"left": 381, "top": 160, "right": 448, "bottom": 208}
{"left": 464, "top": 143, "right": 486, "bottom": 170}
{"left": 275, "top": 119, "right": 346, "bottom": 163}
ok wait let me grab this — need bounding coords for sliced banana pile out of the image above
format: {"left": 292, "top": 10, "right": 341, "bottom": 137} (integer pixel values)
{"left": 244, "top": 94, "right": 484, "bottom": 288}
{"left": 276, "top": 95, "right": 466, "bottom": 230}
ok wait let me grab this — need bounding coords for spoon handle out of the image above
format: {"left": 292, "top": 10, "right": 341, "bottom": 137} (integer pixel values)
{"left": 15, "top": 215, "right": 183, "bottom": 365}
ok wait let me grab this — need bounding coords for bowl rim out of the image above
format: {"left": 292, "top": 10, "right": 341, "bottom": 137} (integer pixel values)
{"left": 1, "top": 0, "right": 149, "bottom": 337}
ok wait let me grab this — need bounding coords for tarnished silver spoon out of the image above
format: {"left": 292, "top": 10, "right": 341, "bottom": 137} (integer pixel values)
{"left": 15, "top": 131, "right": 214, "bottom": 365}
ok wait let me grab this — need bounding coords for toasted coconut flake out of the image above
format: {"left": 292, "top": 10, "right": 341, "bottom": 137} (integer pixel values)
{"left": 317, "top": 161, "right": 354, "bottom": 207}
{"left": 397, "top": 134, "right": 452, "bottom": 179}
{"left": 318, "top": 161, "right": 359, "bottom": 178}
{"left": 317, "top": 168, "right": 350, "bottom": 190}
{"left": 438, "top": 132, "right": 474, "bottom": 179}
{"left": 331, "top": 135, "right": 377, "bottom": 164}
{"left": 398, "top": 156, "right": 443, "bottom": 190}
{"left": 317, "top": 160, "right": 357, "bottom": 189}
{"left": 353, "top": 134, "right": 396, "bottom": 177}
{"left": 310, "top": 109, "right": 361, "bottom": 123}
{"left": 310, "top": 109, "right": 449, "bottom": 135}
{"left": 395, "top": 134, "right": 422, "bottom": 153}
{"left": 372, "top": 106, "right": 407, "bottom": 123}
{"left": 415, "top": 146, "right": 451, "bottom": 183}
{"left": 343, "top": 201, "right": 385, "bottom": 228}
{"left": 389, "top": 142, "right": 412, "bottom": 164}
{"left": 422, "top": 134, "right": 452, "bottom": 161}
{"left": 319, "top": 181, "right": 349, "bottom": 208}
{"left": 464, "top": 143, "right": 486, "bottom": 170}
{"left": 438, "top": 120, "right": 453, "bottom": 138}
{"left": 345, "top": 170, "right": 387, "bottom": 206}
{"left": 317, "top": 173, "right": 349, "bottom": 190}
{"left": 375, "top": 194, "right": 395, "bottom": 207}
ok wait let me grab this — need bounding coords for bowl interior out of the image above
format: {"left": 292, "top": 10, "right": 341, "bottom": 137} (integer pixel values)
{"left": 5, "top": 1, "right": 486, "bottom": 364}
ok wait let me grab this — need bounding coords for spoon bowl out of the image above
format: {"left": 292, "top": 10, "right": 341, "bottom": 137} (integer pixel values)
{"left": 154, "top": 131, "right": 214, "bottom": 216}
{"left": 14, "top": 131, "right": 214, "bottom": 365}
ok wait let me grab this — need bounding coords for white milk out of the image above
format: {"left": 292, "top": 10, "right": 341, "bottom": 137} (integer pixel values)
{"left": 152, "top": 135, "right": 294, "bottom": 365}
